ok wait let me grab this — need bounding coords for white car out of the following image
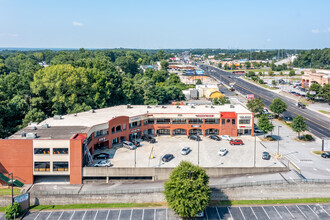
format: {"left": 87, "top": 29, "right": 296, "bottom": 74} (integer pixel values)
{"left": 123, "top": 141, "right": 136, "bottom": 150}
{"left": 94, "top": 160, "right": 111, "bottom": 167}
{"left": 218, "top": 148, "right": 228, "bottom": 156}
{"left": 220, "top": 135, "right": 233, "bottom": 141}
{"left": 181, "top": 147, "right": 191, "bottom": 155}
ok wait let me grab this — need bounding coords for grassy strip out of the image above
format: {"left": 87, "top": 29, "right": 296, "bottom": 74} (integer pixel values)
{"left": 28, "top": 202, "right": 166, "bottom": 211}
{"left": 0, "top": 207, "right": 5, "bottom": 212}
{"left": 0, "top": 188, "right": 21, "bottom": 196}
{"left": 312, "top": 151, "right": 323, "bottom": 155}
{"left": 319, "top": 110, "right": 330, "bottom": 114}
{"left": 211, "top": 198, "right": 330, "bottom": 206}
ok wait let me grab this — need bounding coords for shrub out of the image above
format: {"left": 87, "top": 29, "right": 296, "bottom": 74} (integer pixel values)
{"left": 258, "top": 79, "right": 264, "bottom": 84}
{"left": 5, "top": 202, "right": 21, "bottom": 220}
{"left": 300, "top": 134, "right": 314, "bottom": 141}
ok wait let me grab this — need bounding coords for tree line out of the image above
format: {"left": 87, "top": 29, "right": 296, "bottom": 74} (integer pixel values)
{"left": 0, "top": 49, "right": 190, "bottom": 138}
{"left": 293, "top": 48, "right": 330, "bottom": 69}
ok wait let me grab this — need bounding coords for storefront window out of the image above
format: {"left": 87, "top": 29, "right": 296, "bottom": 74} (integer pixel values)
{"left": 232, "top": 119, "right": 236, "bottom": 124}
{"left": 172, "top": 118, "right": 187, "bottom": 124}
{"left": 34, "top": 162, "right": 50, "bottom": 172}
{"left": 156, "top": 118, "right": 171, "bottom": 124}
{"left": 239, "top": 119, "right": 250, "bottom": 124}
{"left": 53, "top": 148, "right": 68, "bottom": 154}
{"left": 188, "top": 118, "right": 203, "bottom": 124}
{"left": 205, "top": 119, "right": 219, "bottom": 124}
{"left": 53, "top": 162, "right": 69, "bottom": 171}
{"left": 34, "top": 148, "right": 50, "bottom": 155}
{"left": 129, "top": 121, "right": 141, "bottom": 128}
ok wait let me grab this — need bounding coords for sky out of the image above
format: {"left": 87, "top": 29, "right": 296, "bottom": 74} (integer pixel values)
{"left": 0, "top": 0, "right": 329, "bottom": 49}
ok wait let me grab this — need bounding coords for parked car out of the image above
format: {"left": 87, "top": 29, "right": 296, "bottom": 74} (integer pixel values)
{"left": 283, "top": 116, "right": 293, "bottom": 123}
{"left": 181, "top": 147, "right": 191, "bottom": 155}
{"left": 142, "top": 135, "right": 156, "bottom": 143}
{"left": 93, "top": 153, "right": 110, "bottom": 160}
{"left": 220, "top": 135, "right": 233, "bottom": 141}
{"left": 254, "top": 127, "right": 263, "bottom": 133}
{"left": 218, "top": 148, "right": 228, "bottom": 156}
{"left": 132, "top": 140, "right": 140, "bottom": 147}
{"left": 209, "top": 135, "right": 221, "bottom": 141}
{"left": 262, "top": 152, "right": 271, "bottom": 160}
{"left": 162, "top": 154, "right": 174, "bottom": 162}
{"left": 230, "top": 139, "right": 244, "bottom": 145}
{"left": 321, "top": 152, "right": 330, "bottom": 158}
{"left": 188, "top": 135, "right": 201, "bottom": 141}
{"left": 123, "top": 141, "right": 136, "bottom": 150}
{"left": 195, "top": 211, "right": 204, "bottom": 218}
{"left": 94, "top": 159, "right": 111, "bottom": 167}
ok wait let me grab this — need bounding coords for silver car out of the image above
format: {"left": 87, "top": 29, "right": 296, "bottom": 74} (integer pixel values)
{"left": 94, "top": 159, "right": 111, "bottom": 167}
{"left": 123, "top": 141, "right": 136, "bottom": 150}
{"left": 181, "top": 147, "right": 191, "bottom": 155}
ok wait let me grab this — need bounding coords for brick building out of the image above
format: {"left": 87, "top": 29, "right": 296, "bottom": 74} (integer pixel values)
{"left": 0, "top": 104, "right": 254, "bottom": 185}
{"left": 301, "top": 70, "right": 330, "bottom": 88}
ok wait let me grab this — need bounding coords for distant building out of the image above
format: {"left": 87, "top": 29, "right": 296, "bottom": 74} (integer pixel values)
{"left": 301, "top": 70, "right": 330, "bottom": 88}
{"left": 140, "top": 65, "right": 159, "bottom": 72}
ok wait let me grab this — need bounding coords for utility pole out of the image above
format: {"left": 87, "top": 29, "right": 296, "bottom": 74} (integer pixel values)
{"left": 10, "top": 173, "right": 14, "bottom": 205}
{"left": 134, "top": 133, "right": 137, "bottom": 167}
{"left": 254, "top": 134, "right": 256, "bottom": 167}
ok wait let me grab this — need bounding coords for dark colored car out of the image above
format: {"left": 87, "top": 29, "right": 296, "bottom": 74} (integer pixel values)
{"left": 262, "top": 152, "right": 271, "bottom": 160}
{"left": 132, "top": 140, "right": 140, "bottom": 147}
{"left": 230, "top": 139, "right": 244, "bottom": 145}
{"left": 321, "top": 152, "right": 330, "bottom": 158}
{"left": 162, "top": 154, "right": 174, "bottom": 162}
{"left": 188, "top": 135, "right": 202, "bottom": 141}
{"left": 93, "top": 153, "right": 110, "bottom": 160}
{"left": 209, "top": 135, "right": 221, "bottom": 141}
{"left": 283, "top": 116, "right": 293, "bottom": 123}
{"left": 297, "top": 102, "right": 306, "bottom": 109}
{"left": 142, "top": 135, "right": 156, "bottom": 143}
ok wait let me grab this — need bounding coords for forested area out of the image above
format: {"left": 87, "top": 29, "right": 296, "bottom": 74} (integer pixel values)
{"left": 293, "top": 48, "right": 330, "bottom": 69}
{"left": 0, "top": 49, "right": 190, "bottom": 138}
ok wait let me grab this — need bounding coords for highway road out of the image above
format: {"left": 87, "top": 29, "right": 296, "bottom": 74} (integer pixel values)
{"left": 199, "top": 65, "right": 330, "bottom": 139}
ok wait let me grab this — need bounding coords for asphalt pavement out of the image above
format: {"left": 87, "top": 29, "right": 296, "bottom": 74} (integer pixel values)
{"left": 9, "top": 204, "right": 330, "bottom": 220}
{"left": 200, "top": 65, "right": 330, "bottom": 138}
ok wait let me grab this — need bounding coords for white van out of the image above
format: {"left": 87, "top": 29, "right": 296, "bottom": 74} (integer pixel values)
{"left": 123, "top": 141, "right": 136, "bottom": 150}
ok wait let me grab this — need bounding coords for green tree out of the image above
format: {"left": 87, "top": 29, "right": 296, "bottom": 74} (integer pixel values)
{"left": 213, "top": 97, "right": 230, "bottom": 105}
{"left": 244, "top": 61, "right": 251, "bottom": 69}
{"left": 5, "top": 202, "right": 21, "bottom": 220}
{"left": 279, "top": 71, "right": 283, "bottom": 76}
{"left": 268, "top": 71, "right": 274, "bottom": 76}
{"left": 307, "top": 83, "right": 322, "bottom": 99}
{"left": 160, "top": 60, "right": 169, "bottom": 70}
{"left": 257, "top": 114, "right": 274, "bottom": 136}
{"left": 115, "top": 55, "right": 139, "bottom": 77}
{"left": 272, "top": 80, "right": 277, "bottom": 86}
{"left": 269, "top": 98, "right": 287, "bottom": 117}
{"left": 289, "top": 70, "right": 295, "bottom": 76}
{"left": 291, "top": 115, "right": 308, "bottom": 138}
{"left": 321, "top": 84, "right": 330, "bottom": 101}
{"left": 22, "top": 108, "right": 47, "bottom": 127}
{"left": 258, "top": 72, "right": 263, "bottom": 76}
{"left": 196, "top": 79, "right": 202, "bottom": 85}
{"left": 164, "top": 161, "right": 211, "bottom": 218}
{"left": 247, "top": 98, "right": 264, "bottom": 116}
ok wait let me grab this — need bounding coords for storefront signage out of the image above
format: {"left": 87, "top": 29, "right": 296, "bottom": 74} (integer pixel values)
{"left": 130, "top": 128, "right": 140, "bottom": 133}
{"left": 195, "top": 115, "right": 214, "bottom": 117}
{"left": 191, "top": 125, "right": 201, "bottom": 128}
{"left": 98, "top": 137, "right": 106, "bottom": 142}
{"left": 158, "top": 126, "right": 170, "bottom": 128}
{"left": 239, "top": 116, "right": 251, "bottom": 119}
{"left": 178, "top": 114, "right": 183, "bottom": 116}
{"left": 239, "top": 126, "right": 251, "bottom": 128}
{"left": 14, "top": 193, "right": 29, "bottom": 203}
{"left": 130, "top": 116, "right": 141, "bottom": 121}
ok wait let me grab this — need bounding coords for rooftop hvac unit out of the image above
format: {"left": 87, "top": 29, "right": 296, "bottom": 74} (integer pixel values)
{"left": 21, "top": 131, "right": 26, "bottom": 137}
{"left": 54, "top": 115, "right": 62, "bottom": 120}
{"left": 41, "top": 124, "right": 49, "bottom": 128}
{"left": 90, "top": 109, "right": 95, "bottom": 113}
{"left": 162, "top": 106, "right": 166, "bottom": 108}
{"left": 176, "top": 105, "right": 180, "bottom": 108}
{"left": 26, "top": 133, "right": 37, "bottom": 139}
{"left": 74, "top": 113, "right": 77, "bottom": 116}
{"left": 147, "top": 106, "right": 151, "bottom": 108}
{"left": 127, "top": 104, "right": 132, "bottom": 108}
{"left": 230, "top": 105, "right": 235, "bottom": 108}
{"left": 191, "top": 105, "right": 195, "bottom": 108}
{"left": 211, "top": 106, "right": 214, "bottom": 108}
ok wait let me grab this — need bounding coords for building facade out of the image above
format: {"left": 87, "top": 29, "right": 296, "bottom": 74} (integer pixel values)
{"left": 0, "top": 104, "right": 254, "bottom": 185}
{"left": 301, "top": 70, "right": 330, "bottom": 88}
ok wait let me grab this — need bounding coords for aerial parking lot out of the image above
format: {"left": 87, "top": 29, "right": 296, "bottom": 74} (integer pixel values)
{"left": 91, "top": 135, "right": 282, "bottom": 168}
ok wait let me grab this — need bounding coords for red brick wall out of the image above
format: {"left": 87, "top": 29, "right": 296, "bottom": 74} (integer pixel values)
{"left": 69, "top": 139, "right": 83, "bottom": 184}
{"left": 0, "top": 139, "right": 33, "bottom": 185}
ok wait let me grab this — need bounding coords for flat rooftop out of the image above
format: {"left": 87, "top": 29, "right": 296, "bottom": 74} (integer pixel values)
{"left": 41, "top": 104, "right": 251, "bottom": 127}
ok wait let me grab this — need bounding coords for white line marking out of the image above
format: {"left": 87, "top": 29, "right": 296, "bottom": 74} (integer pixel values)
{"left": 106, "top": 210, "right": 110, "bottom": 220}
{"left": 321, "top": 206, "right": 330, "bottom": 217}
{"left": 227, "top": 207, "right": 233, "bottom": 219}
{"left": 69, "top": 211, "right": 75, "bottom": 220}
{"left": 58, "top": 211, "right": 64, "bottom": 220}
{"left": 130, "top": 209, "right": 133, "bottom": 220}
{"left": 33, "top": 212, "right": 41, "bottom": 220}
{"left": 117, "top": 210, "right": 121, "bottom": 220}
{"left": 215, "top": 207, "right": 221, "bottom": 219}
{"left": 284, "top": 206, "right": 294, "bottom": 218}
{"left": 142, "top": 209, "right": 144, "bottom": 220}
{"left": 262, "top": 207, "right": 270, "bottom": 219}
{"left": 250, "top": 207, "right": 258, "bottom": 219}
{"left": 296, "top": 205, "right": 307, "bottom": 219}
{"left": 307, "top": 205, "right": 320, "bottom": 218}
{"left": 45, "top": 212, "right": 52, "bottom": 220}
{"left": 239, "top": 207, "right": 246, "bottom": 220}
{"left": 81, "top": 211, "right": 87, "bottom": 220}
{"left": 273, "top": 206, "right": 282, "bottom": 219}
{"left": 166, "top": 208, "right": 168, "bottom": 220}
{"left": 93, "top": 210, "right": 98, "bottom": 220}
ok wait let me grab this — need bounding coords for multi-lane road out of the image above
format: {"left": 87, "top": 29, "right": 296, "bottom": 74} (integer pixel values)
{"left": 199, "top": 65, "right": 330, "bottom": 138}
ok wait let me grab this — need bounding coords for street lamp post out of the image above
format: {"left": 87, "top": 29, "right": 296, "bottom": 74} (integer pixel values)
{"left": 254, "top": 134, "right": 256, "bottom": 167}
{"left": 197, "top": 131, "right": 201, "bottom": 166}
{"left": 277, "top": 126, "right": 282, "bottom": 157}
{"left": 134, "top": 133, "right": 137, "bottom": 167}
{"left": 9, "top": 173, "right": 13, "bottom": 205}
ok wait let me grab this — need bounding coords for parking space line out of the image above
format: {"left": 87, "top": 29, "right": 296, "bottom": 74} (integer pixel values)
{"left": 70, "top": 211, "right": 75, "bottom": 220}
{"left": 142, "top": 209, "right": 144, "bottom": 220}
{"left": 106, "top": 210, "right": 110, "bottom": 220}
{"left": 58, "top": 211, "right": 64, "bottom": 220}
{"left": 307, "top": 205, "right": 320, "bottom": 218}
{"left": 295, "top": 205, "right": 307, "bottom": 219}
{"left": 117, "top": 210, "right": 121, "bottom": 220}
{"left": 215, "top": 207, "right": 221, "bottom": 219}
{"left": 321, "top": 206, "right": 330, "bottom": 217}
{"left": 129, "top": 209, "right": 133, "bottom": 220}
{"left": 239, "top": 207, "right": 246, "bottom": 220}
{"left": 154, "top": 209, "right": 156, "bottom": 220}
{"left": 284, "top": 206, "right": 294, "bottom": 218}
{"left": 34, "top": 212, "right": 41, "bottom": 220}
{"left": 45, "top": 212, "right": 52, "bottom": 220}
{"left": 81, "top": 211, "right": 87, "bottom": 220}
{"left": 250, "top": 207, "right": 258, "bottom": 219}
{"left": 165, "top": 208, "right": 167, "bottom": 220}
{"left": 273, "top": 206, "right": 282, "bottom": 219}
{"left": 94, "top": 210, "right": 98, "bottom": 220}
{"left": 262, "top": 207, "right": 270, "bottom": 219}
{"left": 227, "top": 207, "right": 233, "bottom": 219}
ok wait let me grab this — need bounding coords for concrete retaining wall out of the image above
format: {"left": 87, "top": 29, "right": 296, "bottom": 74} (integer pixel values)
{"left": 83, "top": 167, "right": 289, "bottom": 181}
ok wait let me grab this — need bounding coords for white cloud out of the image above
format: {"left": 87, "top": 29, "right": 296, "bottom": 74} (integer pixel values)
{"left": 311, "top": 28, "right": 320, "bottom": 33}
{"left": 72, "top": 21, "right": 83, "bottom": 26}
{"left": 266, "top": 38, "right": 272, "bottom": 42}
{"left": 8, "top": 33, "right": 19, "bottom": 37}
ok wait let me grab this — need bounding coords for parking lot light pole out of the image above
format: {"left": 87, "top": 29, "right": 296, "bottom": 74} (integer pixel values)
{"left": 9, "top": 172, "right": 13, "bottom": 205}
{"left": 254, "top": 134, "right": 256, "bottom": 167}
{"left": 277, "top": 126, "right": 282, "bottom": 157}
{"left": 134, "top": 133, "right": 137, "bottom": 168}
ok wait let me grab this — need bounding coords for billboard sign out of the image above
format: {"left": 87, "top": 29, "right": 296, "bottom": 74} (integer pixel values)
{"left": 14, "top": 193, "right": 30, "bottom": 211}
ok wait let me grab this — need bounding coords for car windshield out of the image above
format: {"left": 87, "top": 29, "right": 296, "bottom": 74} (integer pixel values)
{"left": 220, "top": 149, "right": 226, "bottom": 152}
